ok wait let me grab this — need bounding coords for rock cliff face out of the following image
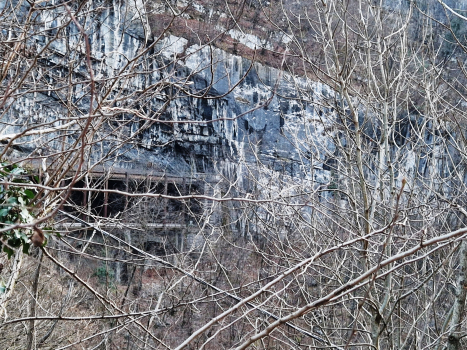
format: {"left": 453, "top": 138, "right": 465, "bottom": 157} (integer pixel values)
{"left": 0, "top": 0, "right": 463, "bottom": 192}
{"left": 146, "top": 34, "right": 335, "bottom": 179}
{"left": 0, "top": 0, "right": 333, "bottom": 183}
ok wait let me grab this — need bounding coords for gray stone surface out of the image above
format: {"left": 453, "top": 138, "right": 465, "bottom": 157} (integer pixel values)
{"left": 0, "top": 0, "right": 463, "bottom": 195}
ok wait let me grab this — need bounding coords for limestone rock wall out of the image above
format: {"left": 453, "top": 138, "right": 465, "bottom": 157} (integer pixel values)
{"left": 0, "top": 0, "right": 463, "bottom": 194}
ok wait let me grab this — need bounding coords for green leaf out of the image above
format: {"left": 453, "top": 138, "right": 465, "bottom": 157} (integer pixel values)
{"left": 0, "top": 208, "right": 9, "bottom": 217}
{"left": 3, "top": 245, "right": 14, "bottom": 259}
{"left": 10, "top": 167, "right": 25, "bottom": 175}
{"left": 20, "top": 207, "right": 33, "bottom": 223}
{"left": 18, "top": 230, "right": 29, "bottom": 242}
{"left": 24, "top": 189, "right": 35, "bottom": 199}
{"left": 22, "top": 242, "right": 30, "bottom": 254}
{"left": 6, "top": 197, "right": 18, "bottom": 205}
{"left": 8, "top": 237, "right": 21, "bottom": 248}
{"left": 12, "top": 178, "right": 27, "bottom": 184}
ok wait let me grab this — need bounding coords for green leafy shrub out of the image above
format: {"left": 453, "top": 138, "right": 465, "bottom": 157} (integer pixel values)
{"left": 0, "top": 162, "right": 37, "bottom": 258}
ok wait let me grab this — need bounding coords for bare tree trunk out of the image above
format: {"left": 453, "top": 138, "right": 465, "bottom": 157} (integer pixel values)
{"left": 26, "top": 250, "right": 43, "bottom": 350}
{"left": 447, "top": 238, "right": 467, "bottom": 350}
{"left": 0, "top": 249, "right": 23, "bottom": 318}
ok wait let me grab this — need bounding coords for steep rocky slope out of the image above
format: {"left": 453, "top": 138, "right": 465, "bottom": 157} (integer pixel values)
{"left": 0, "top": 0, "right": 465, "bottom": 188}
